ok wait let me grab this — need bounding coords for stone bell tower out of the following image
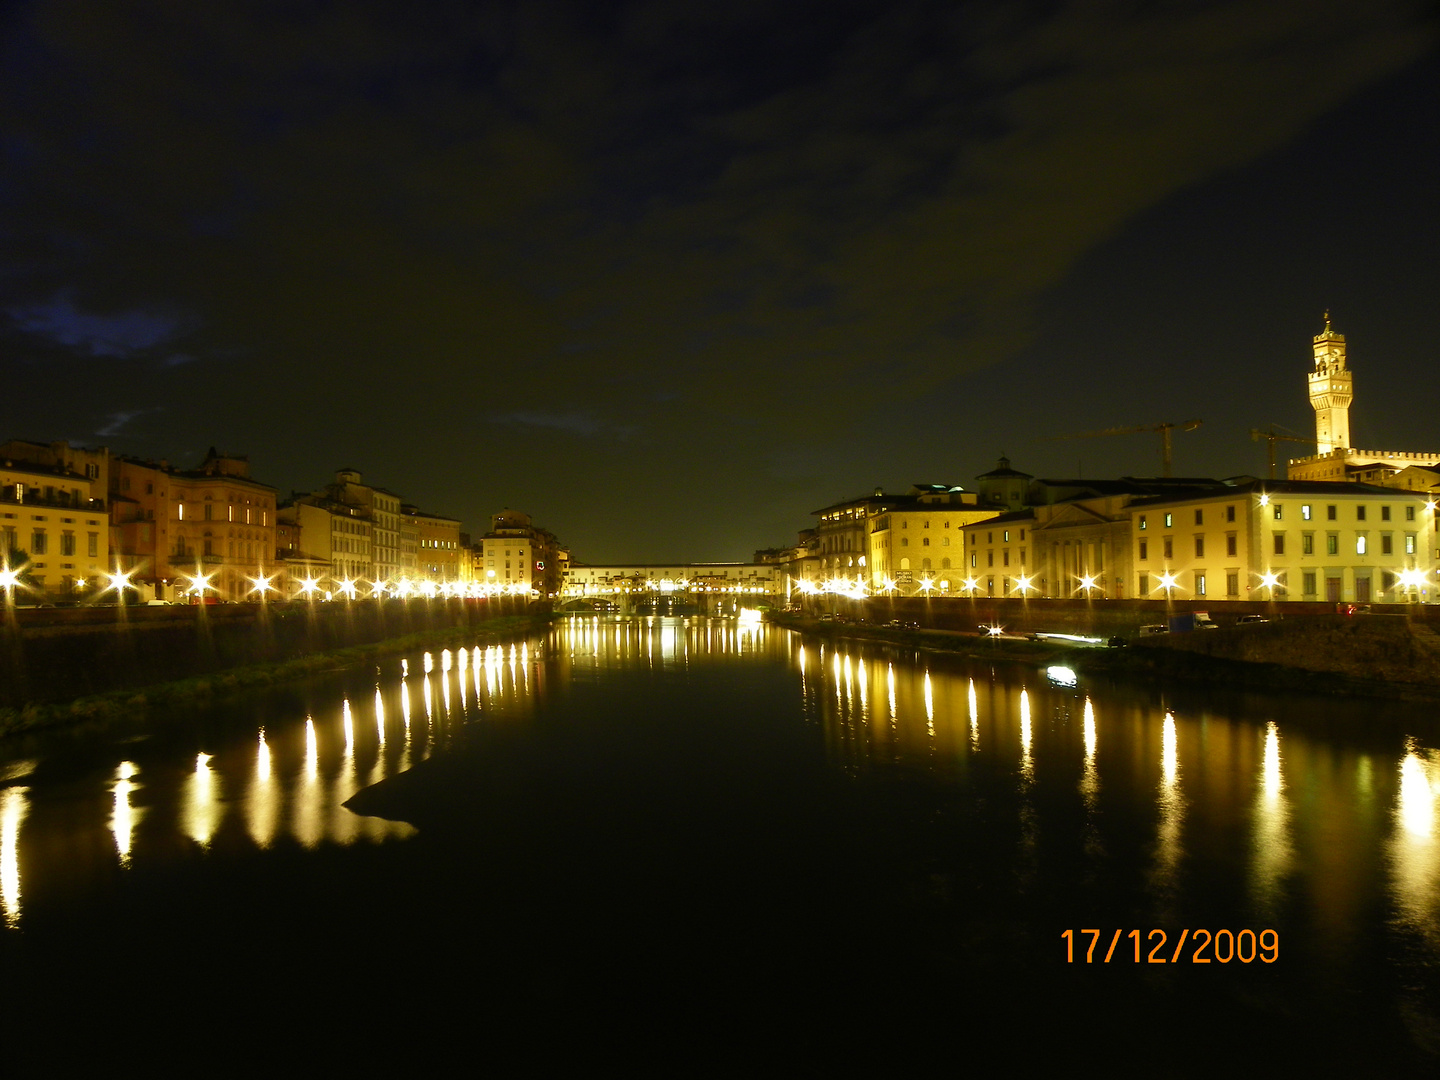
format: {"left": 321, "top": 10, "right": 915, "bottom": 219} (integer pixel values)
{"left": 1308, "top": 311, "right": 1352, "bottom": 454}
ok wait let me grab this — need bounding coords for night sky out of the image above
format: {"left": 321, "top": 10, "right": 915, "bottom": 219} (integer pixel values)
{"left": 2, "top": 1, "right": 1436, "bottom": 563}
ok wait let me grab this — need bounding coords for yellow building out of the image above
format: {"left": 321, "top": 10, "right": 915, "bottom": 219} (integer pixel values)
{"left": 1127, "top": 479, "right": 1433, "bottom": 604}
{"left": 0, "top": 455, "right": 110, "bottom": 600}
{"left": 477, "top": 509, "right": 536, "bottom": 593}
{"left": 404, "top": 505, "right": 462, "bottom": 585}
{"left": 167, "top": 451, "right": 278, "bottom": 602}
{"left": 868, "top": 490, "right": 999, "bottom": 594}
{"left": 1287, "top": 315, "right": 1440, "bottom": 486}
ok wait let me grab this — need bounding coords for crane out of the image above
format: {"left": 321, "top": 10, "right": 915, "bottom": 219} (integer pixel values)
{"left": 1054, "top": 420, "right": 1202, "bottom": 478}
{"left": 1250, "top": 426, "right": 1316, "bottom": 480}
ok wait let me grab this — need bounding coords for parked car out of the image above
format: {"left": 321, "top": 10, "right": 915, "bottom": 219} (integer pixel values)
{"left": 887, "top": 618, "right": 919, "bottom": 629}
{"left": 1138, "top": 624, "right": 1168, "bottom": 636}
{"left": 1235, "top": 614, "right": 1269, "bottom": 625}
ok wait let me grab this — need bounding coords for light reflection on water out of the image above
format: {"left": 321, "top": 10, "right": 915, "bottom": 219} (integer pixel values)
{"left": 0, "top": 615, "right": 1438, "bottom": 985}
{"left": 788, "top": 628, "right": 1440, "bottom": 966}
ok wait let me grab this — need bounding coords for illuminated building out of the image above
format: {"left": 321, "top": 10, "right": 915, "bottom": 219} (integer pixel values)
{"left": 867, "top": 486, "right": 1000, "bottom": 594}
{"left": 1126, "top": 479, "right": 1433, "bottom": 604}
{"left": 1287, "top": 315, "right": 1440, "bottom": 486}
{"left": 276, "top": 499, "right": 363, "bottom": 594}
{"left": 163, "top": 450, "right": 278, "bottom": 602}
{"left": 403, "top": 504, "right": 462, "bottom": 584}
{"left": 326, "top": 470, "right": 403, "bottom": 584}
{"left": 476, "top": 508, "right": 566, "bottom": 597}
{"left": 562, "top": 562, "right": 779, "bottom": 603}
{"left": 0, "top": 444, "right": 110, "bottom": 600}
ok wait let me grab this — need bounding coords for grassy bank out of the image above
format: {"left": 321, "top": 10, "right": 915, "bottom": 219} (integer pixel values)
{"left": 0, "top": 613, "right": 551, "bottom": 738}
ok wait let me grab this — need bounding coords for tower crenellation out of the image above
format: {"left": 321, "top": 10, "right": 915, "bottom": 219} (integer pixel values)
{"left": 1308, "top": 310, "right": 1352, "bottom": 454}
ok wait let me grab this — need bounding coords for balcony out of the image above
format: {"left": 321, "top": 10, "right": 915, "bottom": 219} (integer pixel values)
{"left": 168, "top": 553, "right": 224, "bottom": 567}
{"left": 0, "top": 490, "right": 106, "bottom": 513}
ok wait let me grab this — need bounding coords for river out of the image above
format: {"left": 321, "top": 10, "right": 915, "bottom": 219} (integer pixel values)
{"left": 2, "top": 615, "right": 1437, "bottom": 1071}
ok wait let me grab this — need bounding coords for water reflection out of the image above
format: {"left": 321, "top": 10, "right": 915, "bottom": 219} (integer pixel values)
{"left": 183, "top": 752, "right": 222, "bottom": 850}
{"left": 1151, "top": 712, "right": 1185, "bottom": 908}
{"left": 1391, "top": 741, "right": 1440, "bottom": 944}
{"left": 1, "top": 783, "right": 27, "bottom": 928}
{"left": 1250, "top": 721, "right": 1293, "bottom": 915}
{"left": 248, "top": 732, "right": 277, "bottom": 848}
{"left": 112, "top": 761, "right": 142, "bottom": 866}
{"left": 3, "top": 613, "right": 1440, "bottom": 996}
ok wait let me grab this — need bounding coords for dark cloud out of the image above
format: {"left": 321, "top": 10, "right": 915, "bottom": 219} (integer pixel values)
{"left": 0, "top": 0, "right": 1434, "bottom": 559}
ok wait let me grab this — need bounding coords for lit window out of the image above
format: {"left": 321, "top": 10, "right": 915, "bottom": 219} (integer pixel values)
{"left": 1164, "top": 513, "right": 1173, "bottom": 528}
{"left": 1356, "top": 536, "right": 1367, "bottom": 555}
{"left": 1301, "top": 505, "right": 1311, "bottom": 520}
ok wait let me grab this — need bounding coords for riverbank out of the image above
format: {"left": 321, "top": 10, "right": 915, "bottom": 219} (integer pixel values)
{"left": 0, "top": 612, "right": 551, "bottom": 737}
{"left": 768, "top": 611, "right": 1440, "bottom": 701}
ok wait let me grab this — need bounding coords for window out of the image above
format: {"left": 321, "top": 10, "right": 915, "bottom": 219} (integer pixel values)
{"left": 1356, "top": 536, "right": 1367, "bottom": 555}
{"left": 1273, "top": 504, "right": 1283, "bottom": 521}
{"left": 1327, "top": 534, "right": 1338, "bottom": 555}
{"left": 1138, "top": 516, "right": 1147, "bottom": 530}
{"left": 1195, "top": 573, "right": 1206, "bottom": 596}
{"left": 1273, "top": 534, "right": 1285, "bottom": 555}
{"left": 1164, "top": 513, "right": 1173, "bottom": 528}
{"left": 31, "top": 530, "right": 46, "bottom": 554}
{"left": 88, "top": 533, "right": 98, "bottom": 557}
{"left": 1226, "top": 572, "right": 1239, "bottom": 596}
{"left": 1381, "top": 506, "right": 1391, "bottom": 522}
{"left": 1303, "top": 571, "right": 1316, "bottom": 596}
{"left": 970, "top": 554, "right": 977, "bottom": 568}
{"left": 987, "top": 552, "right": 993, "bottom": 566}
{"left": 204, "top": 503, "right": 213, "bottom": 521}
{"left": 1356, "top": 505, "right": 1366, "bottom": 521}
{"left": 922, "top": 537, "right": 929, "bottom": 547}
{"left": 1003, "top": 551, "right": 1010, "bottom": 566}
{"left": 1163, "top": 538, "right": 1173, "bottom": 559}
{"left": 1194, "top": 537, "right": 1204, "bottom": 558}
{"left": 1381, "top": 535, "right": 1393, "bottom": 555}
{"left": 1003, "top": 530, "right": 1009, "bottom": 542}
{"left": 1302, "top": 534, "right": 1314, "bottom": 555}
{"left": 1302, "top": 505, "right": 1312, "bottom": 520}
{"left": 1406, "top": 505, "right": 1416, "bottom": 521}
{"left": 1195, "top": 509, "right": 1204, "bottom": 525}
{"left": 1226, "top": 535, "right": 1237, "bottom": 557}
{"left": 1139, "top": 540, "right": 1148, "bottom": 560}
{"left": 60, "top": 532, "right": 75, "bottom": 556}
{"left": 1139, "top": 574, "right": 1149, "bottom": 595}
{"left": 901, "top": 537, "right": 908, "bottom": 547}
{"left": 1226, "top": 505, "right": 1236, "bottom": 523}
{"left": 1407, "top": 535, "right": 1417, "bottom": 554}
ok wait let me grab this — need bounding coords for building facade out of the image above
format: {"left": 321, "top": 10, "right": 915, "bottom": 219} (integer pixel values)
{"left": 1126, "top": 479, "right": 1433, "bottom": 604}
{"left": 0, "top": 449, "right": 110, "bottom": 600}
{"left": 1288, "top": 315, "right": 1439, "bottom": 486}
